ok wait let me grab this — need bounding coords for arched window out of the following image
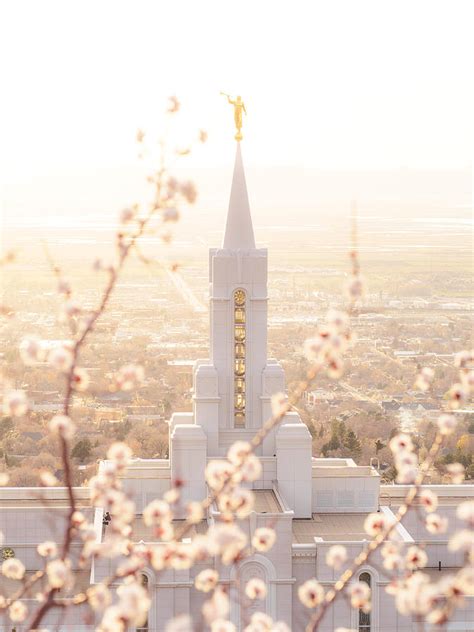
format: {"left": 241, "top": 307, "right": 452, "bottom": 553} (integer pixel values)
{"left": 136, "top": 573, "right": 149, "bottom": 632}
{"left": 358, "top": 572, "right": 371, "bottom": 632}
{"left": 233, "top": 289, "right": 246, "bottom": 427}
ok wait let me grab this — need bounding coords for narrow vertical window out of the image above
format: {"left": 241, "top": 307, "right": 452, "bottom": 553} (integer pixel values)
{"left": 358, "top": 572, "right": 371, "bottom": 632}
{"left": 233, "top": 289, "right": 246, "bottom": 427}
{"left": 137, "top": 573, "right": 149, "bottom": 631}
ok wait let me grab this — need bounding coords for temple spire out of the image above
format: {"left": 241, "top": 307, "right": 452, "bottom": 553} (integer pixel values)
{"left": 222, "top": 143, "right": 256, "bottom": 250}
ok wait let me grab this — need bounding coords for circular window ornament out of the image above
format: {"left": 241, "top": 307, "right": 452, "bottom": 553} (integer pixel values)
{"left": 1, "top": 547, "right": 15, "bottom": 560}
{"left": 234, "top": 289, "right": 245, "bottom": 305}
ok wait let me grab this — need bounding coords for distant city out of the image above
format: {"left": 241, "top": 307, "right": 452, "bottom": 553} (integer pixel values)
{"left": 1, "top": 184, "right": 472, "bottom": 486}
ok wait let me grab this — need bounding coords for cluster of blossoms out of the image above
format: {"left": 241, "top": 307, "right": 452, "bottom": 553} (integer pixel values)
{"left": 2, "top": 96, "right": 474, "bottom": 632}
{"left": 389, "top": 433, "right": 419, "bottom": 485}
{"left": 303, "top": 309, "right": 354, "bottom": 380}
{"left": 414, "top": 366, "right": 435, "bottom": 391}
{"left": 83, "top": 435, "right": 278, "bottom": 630}
{"left": 387, "top": 554, "right": 473, "bottom": 625}
{"left": 165, "top": 611, "right": 290, "bottom": 632}
{"left": 0, "top": 545, "right": 73, "bottom": 623}
{"left": 84, "top": 443, "right": 156, "bottom": 630}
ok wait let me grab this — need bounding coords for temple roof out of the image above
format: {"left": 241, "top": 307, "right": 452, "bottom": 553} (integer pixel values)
{"left": 222, "top": 143, "right": 256, "bottom": 250}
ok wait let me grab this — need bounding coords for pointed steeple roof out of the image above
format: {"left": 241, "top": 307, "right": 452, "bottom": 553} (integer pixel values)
{"left": 222, "top": 143, "right": 256, "bottom": 250}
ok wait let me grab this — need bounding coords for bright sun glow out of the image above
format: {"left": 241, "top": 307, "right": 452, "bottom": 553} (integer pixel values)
{"left": 1, "top": 0, "right": 473, "bottom": 182}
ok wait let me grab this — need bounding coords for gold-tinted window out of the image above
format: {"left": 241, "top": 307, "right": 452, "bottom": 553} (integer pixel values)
{"left": 234, "top": 289, "right": 246, "bottom": 427}
{"left": 234, "top": 358, "right": 245, "bottom": 376}
{"left": 234, "top": 307, "right": 245, "bottom": 323}
{"left": 235, "top": 378, "right": 245, "bottom": 393}
{"left": 235, "top": 393, "right": 246, "bottom": 410}
{"left": 234, "top": 325, "right": 245, "bottom": 342}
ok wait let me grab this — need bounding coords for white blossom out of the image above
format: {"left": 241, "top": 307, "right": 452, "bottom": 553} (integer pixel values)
{"left": 448, "top": 529, "right": 474, "bottom": 554}
{"left": 437, "top": 413, "right": 457, "bottom": 435}
{"left": 415, "top": 367, "right": 435, "bottom": 391}
{"left": 107, "top": 442, "right": 132, "bottom": 468}
{"left": 325, "top": 544, "right": 348, "bottom": 569}
{"left": 71, "top": 367, "right": 90, "bottom": 391}
{"left": 252, "top": 527, "right": 276, "bottom": 552}
{"left": 247, "top": 612, "right": 274, "bottom": 631}
{"left": 2, "top": 557, "right": 25, "bottom": 580}
{"left": 115, "top": 363, "right": 145, "bottom": 391}
{"left": 245, "top": 578, "right": 267, "bottom": 600}
{"left": 87, "top": 583, "right": 112, "bottom": 611}
{"left": 48, "top": 345, "right": 73, "bottom": 372}
{"left": 447, "top": 383, "right": 468, "bottom": 409}
{"left": 364, "top": 512, "right": 388, "bottom": 537}
{"left": 9, "top": 600, "right": 28, "bottom": 622}
{"left": 48, "top": 414, "right": 76, "bottom": 441}
{"left": 208, "top": 524, "right": 247, "bottom": 564}
{"left": 457, "top": 500, "right": 474, "bottom": 528}
{"left": 119, "top": 207, "right": 136, "bottom": 223}
{"left": 19, "top": 335, "right": 45, "bottom": 365}
{"left": 419, "top": 489, "right": 438, "bottom": 513}
{"left": 389, "top": 433, "right": 414, "bottom": 454}
{"left": 143, "top": 499, "right": 172, "bottom": 527}
{"left": 425, "top": 513, "right": 448, "bottom": 534}
{"left": 405, "top": 545, "right": 428, "bottom": 570}
{"left": 202, "top": 587, "right": 229, "bottom": 624}
{"left": 298, "top": 579, "right": 324, "bottom": 608}
{"left": 180, "top": 180, "right": 197, "bottom": 204}
{"left": 39, "top": 470, "right": 58, "bottom": 487}
{"left": 165, "top": 615, "right": 193, "bottom": 632}
{"left": 345, "top": 274, "right": 365, "bottom": 300}
{"left": 211, "top": 620, "right": 236, "bottom": 632}
{"left": 3, "top": 389, "right": 28, "bottom": 417}
{"left": 163, "top": 207, "right": 180, "bottom": 222}
{"left": 348, "top": 581, "right": 371, "bottom": 611}
{"left": 227, "top": 441, "right": 252, "bottom": 466}
{"left": 446, "top": 462, "right": 465, "bottom": 484}
{"left": 46, "top": 558, "right": 71, "bottom": 588}
{"left": 195, "top": 569, "right": 219, "bottom": 593}
{"left": 205, "top": 460, "right": 235, "bottom": 491}
{"left": 167, "top": 96, "right": 180, "bottom": 114}
{"left": 37, "top": 541, "right": 58, "bottom": 557}
{"left": 238, "top": 454, "right": 263, "bottom": 483}
{"left": 186, "top": 501, "right": 204, "bottom": 524}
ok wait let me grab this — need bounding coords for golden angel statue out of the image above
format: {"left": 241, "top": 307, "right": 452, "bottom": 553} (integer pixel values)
{"left": 221, "top": 93, "right": 247, "bottom": 141}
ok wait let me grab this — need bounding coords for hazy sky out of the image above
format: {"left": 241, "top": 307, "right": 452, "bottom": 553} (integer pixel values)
{"left": 1, "top": 0, "right": 473, "bottom": 185}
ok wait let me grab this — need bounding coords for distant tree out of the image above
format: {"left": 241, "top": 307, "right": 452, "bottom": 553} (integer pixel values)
{"left": 113, "top": 420, "right": 132, "bottom": 441}
{"left": 8, "top": 465, "right": 41, "bottom": 486}
{"left": 71, "top": 438, "right": 93, "bottom": 463}
{"left": 456, "top": 435, "right": 470, "bottom": 452}
{"left": 0, "top": 417, "right": 14, "bottom": 440}
{"left": 344, "top": 430, "right": 362, "bottom": 459}
{"left": 307, "top": 422, "right": 317, "bottom": 439}
{"left": 382, "top": 465, "right": 397, "bottom": 482}
{"left": 375, "top": 438, "right": 385, "bottom": 454}
{"left": 326, "top": 434, "right": 341, "bottom": 452}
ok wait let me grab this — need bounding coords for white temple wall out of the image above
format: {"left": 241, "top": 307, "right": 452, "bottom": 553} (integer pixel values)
{"left": 171, "top": 425, "right": 207, "bottom": 511}
{"left": 276, "top": 419, "right": 313, "bottom": 518}
{"left": 311, "top": 468, "right": 380, "bottom": 513}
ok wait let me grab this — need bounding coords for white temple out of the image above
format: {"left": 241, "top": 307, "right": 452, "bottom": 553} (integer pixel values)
{"left": 0, "top": 144, "right": 473, "bottom": 631}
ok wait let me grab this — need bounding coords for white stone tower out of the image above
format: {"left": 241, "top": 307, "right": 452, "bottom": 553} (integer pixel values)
{"left": 171, "top": 142, "right": 313, "bottom": 517}
{"left": 193, "top": 144, "right": 288, "bottom": 456}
